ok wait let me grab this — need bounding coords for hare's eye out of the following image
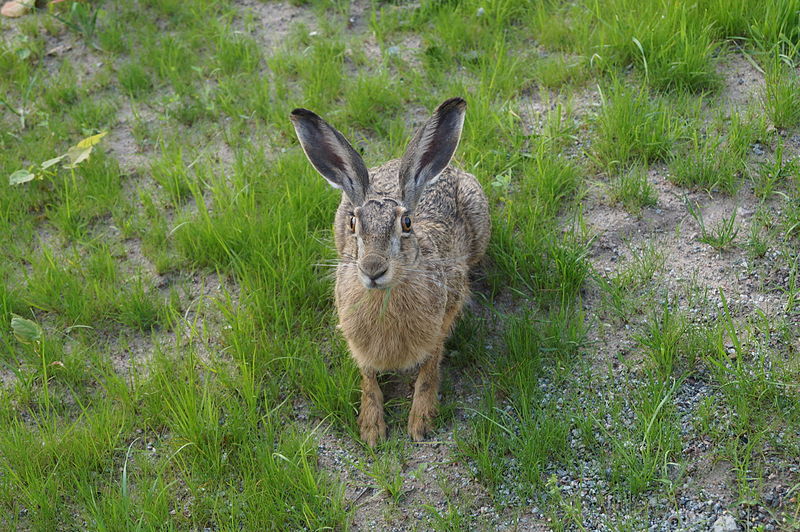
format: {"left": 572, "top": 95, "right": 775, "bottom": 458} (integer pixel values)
{"left": 349, "top": 216, "right": 356, "bottom": 232}
{"left": 401, "top": 216, "right": 412, "bottom": 232}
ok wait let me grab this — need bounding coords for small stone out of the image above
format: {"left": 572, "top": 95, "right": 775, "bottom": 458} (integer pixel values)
{"left": 712, "top": 514, "right": 739, "bottom": 532}
{"left": 1, "top": 0, "right": 31, "bottom": 17}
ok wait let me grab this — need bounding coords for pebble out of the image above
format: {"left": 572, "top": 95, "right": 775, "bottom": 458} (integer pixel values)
{"left": 712, "top": 513, "right": 739, "bottom": 532}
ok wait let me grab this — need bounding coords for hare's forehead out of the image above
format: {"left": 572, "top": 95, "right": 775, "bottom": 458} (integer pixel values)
{"left": 357, "top": 198, "right": 400, "bottom": 231}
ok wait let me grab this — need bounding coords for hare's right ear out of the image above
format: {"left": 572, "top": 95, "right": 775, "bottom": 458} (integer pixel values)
{"left": 290, "top": 108, "right": 369, "bottom": 205}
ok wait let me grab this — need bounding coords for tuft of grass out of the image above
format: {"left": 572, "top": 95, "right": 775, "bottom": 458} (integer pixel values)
{"left": 686, "top": 200, "right": 740, "bottom": 250}
{"left": 150, "top": 141, "right": 194, "bottom": 204}
{"left": 596, "top": 241, "right": 666, "bottom": 321}
{"left": 725, "top": 107, "right": 767, "bottom": 157}
{"left": 215, "top": 74, "right": 275, "bottom": 123}
{"left": 215, "top": 30, "right": 261, "bottom": 75}
{"left": 117, "top": 61, "right": 153, "bottom": 97}
{"left": 68, "top": 97, "right": 119, "bottom": 133}
{"left": 635, "top": 297, "right": 686, "bottom": 379}
{"left": 668, "top": 130, "right": 744, "bottom": 194}
{"left": 535, "top": 54, "right": 588, "bottom": 89}
{"left": 744, "top": 0, "right": 800, "bottom": 57}
{"left": 457, "top": 311, "right": 578, "bottom": 498}
{"left": 116, "top": 279, "right": 169, "bottom": 331}
{"left": 485, "top": 105, "right": 587, "bottom": 302}
{"left": 141, "top": 34, "right": 197, "bottom": 92}
{"left": 608, "top": 377, "right": 682, "bottom": 495}
{"left": 51, "top": 1, "right": 101, "bottom": 47}
{"left": 607, "top": 164, "right": 658, "bottom": 214}
{"left": 763, "top": 62, "right": 800, "bottom": 130}
{"left": 539, "top": 101, "right": 579, "bottom": 151}
{"left": 529, "top": 0, "right": 721, "bottom": 92}
{"left": 97, "top": 18, "right": 129, "bottom": 54}
{"left": 746, "top": 218, "right": 770, "bottom": 259}
{"left": 268, "top": 37, "right": 346, "bottom": 111}
{"left": 754, "top": 140, "right": 797, "bottom": 201}
{"left": 424, "top": 490, "right": 473, "bottom": 531}
{"left": 42, "top": 61, "right": 80, "bottom": 111}
{"left": 620, "top": 4, "right": 720, "bottom": 92}
{"left": 357, "top": 450, "right": 406, "bottom": 505}
{"left": 593, "top": 81, "right": 681, "bottom": 169}
{"left": 342, "top": 70, "right": 406, "bottom": 137}
{"left": 22, "top": 243, "right": 171, "bottom": 332}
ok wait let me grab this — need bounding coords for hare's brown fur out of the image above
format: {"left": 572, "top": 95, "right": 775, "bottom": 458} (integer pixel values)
{"left": 291, "top": 98, "right": 489, "bottom": 446}
{"left": 334, "top": 159, "right": 488, "bottom": 372}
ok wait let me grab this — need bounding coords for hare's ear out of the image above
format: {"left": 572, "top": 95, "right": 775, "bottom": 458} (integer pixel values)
{"left": 290, "top": 108, "right": 369, "bottom": 205}
{"left": 399, "top": 97, "right": 466, "bottom": 210}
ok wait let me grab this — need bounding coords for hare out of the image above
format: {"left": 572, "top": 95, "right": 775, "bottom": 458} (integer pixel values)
{"left": 290, "top": 98, "right": 490, "bottom": 447}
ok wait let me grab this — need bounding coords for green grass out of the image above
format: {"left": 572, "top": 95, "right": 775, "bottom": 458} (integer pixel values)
{"left": 754, "top": 140, "right": 797, "bottom": 201}
{"left": 594, "top": 241, "right": 666, "bottom": 322}
{"left": 635, "top": 298, "right": 686, "bottom": 379}
{"left": 609, "top": 376, "right": 682, "bottom": 495}
{"left": 686, "top": 200, "right": 741, "bottom": 250}
{"left": 529, "top": 0, "right": 800, "bottom": 91}
{"left": 593, "top": 81, "right": 681, "bottom": 169}
{"left": 214, "top": 28, "right": 262, "bottom": 75}
{"left": 607, "top": 164, "right": 658, "bottom": 215}
{"left": 117, "top": 61, "right": 153, "bottom": 97}
{"left": 668, "top": 124, "right": 748, "bottom": 194}
{"left": 763, "top": 61, "right": 800, "bottom": 130}
{"left": 150, "top": 141, "right": 194, "bottom": 205}
{"left": 1, "top": 0, "right": 800, "bottom": 529}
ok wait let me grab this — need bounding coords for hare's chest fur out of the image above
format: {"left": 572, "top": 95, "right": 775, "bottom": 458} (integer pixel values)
{"left": 335, "top": 272, "right": 448, "bottom": 371}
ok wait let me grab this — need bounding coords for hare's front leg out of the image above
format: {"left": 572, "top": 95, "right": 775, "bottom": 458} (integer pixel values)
{"left": 358, "top": 367, "right": 387, "bottom": 447}
{"left": 409, "top": 305, "right": 461, "bottom": 441}
{"left": 408, "top": 346, "right": 442, "bottom": 441}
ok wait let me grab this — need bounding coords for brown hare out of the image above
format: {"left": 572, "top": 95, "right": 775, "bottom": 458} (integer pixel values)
{"left": 290, "top": 98, "right": 490, "bottom": 447}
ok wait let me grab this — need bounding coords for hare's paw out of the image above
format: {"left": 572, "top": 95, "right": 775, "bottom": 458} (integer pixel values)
{"left": 408, "top": 399, "right": 438, "bottom": 441}
{"left": 358, "top": 404, "right": 387, "bottom": 448}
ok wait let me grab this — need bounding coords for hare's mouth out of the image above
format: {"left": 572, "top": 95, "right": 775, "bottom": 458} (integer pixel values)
{"left": 358, "top": 268, "right": 392, "bottom": 290}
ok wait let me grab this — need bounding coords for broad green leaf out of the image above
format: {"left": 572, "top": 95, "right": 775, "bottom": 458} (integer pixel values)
{"left": 76, "top": 131, "right": 107, "bottom": 149}
{"left": 41, "top": 154, "right": 66, "bottom": 169}
{"left": 9, "top": 169, "right": 35, "bottom": 185}
{"left": 11, "top": 315, "right": 42, "bottom": 343}
{"left": 64, "top": 144, "right": 92, "bottom": 169}
{"left": 63, "top": 131, "right": 107, "bottom": 169}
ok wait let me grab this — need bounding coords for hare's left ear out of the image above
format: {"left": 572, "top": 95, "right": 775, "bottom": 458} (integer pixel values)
{"left": 290, "top": 108, "right": 370, "bottom": 205}
{"left": 399, "top": 97, "right": 466, "bottom": 210}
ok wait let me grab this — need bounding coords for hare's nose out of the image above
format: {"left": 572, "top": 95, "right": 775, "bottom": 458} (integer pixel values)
{"left": 359, "top": 255, "right": 388, "bottom": 281}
